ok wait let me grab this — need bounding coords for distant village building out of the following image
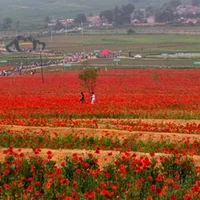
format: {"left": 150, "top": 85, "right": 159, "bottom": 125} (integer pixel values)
{"left": 87, "top": 15, "right": 102, "bottom": 24}
{"left": 147, "top": 16, "right": 155, "bottom": 24}
{"left": 48, "top": 19, "right": 74, "bottom": 27}
{"left": 192, "top": 0, "right": 200, "bottom": 6}
{"left": 131, "top": 19, "right": 140, "bottom": 25}
{"left": 176, "top": 5, "right": 200, "bottom": 15}
{"left": 60, "top": 19, "right": 74, "bottom": 26}
{"left": 131, "top": 16, "right": 159, "bottom": 26}
{"left": 48, "top": 20, "right": 56, "bottom": 27}
{"left": 184, "top": 18, "right": 198, "bottom": 24}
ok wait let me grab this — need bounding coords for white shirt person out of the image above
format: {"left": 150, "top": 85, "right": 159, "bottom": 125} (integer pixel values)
{"left": 91, "top": 92, "right": 95, "bottom": 104}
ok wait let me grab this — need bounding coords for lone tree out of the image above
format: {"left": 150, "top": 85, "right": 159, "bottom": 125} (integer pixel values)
{"left": 79, "top": 68, "right": 98, "bottom": 94}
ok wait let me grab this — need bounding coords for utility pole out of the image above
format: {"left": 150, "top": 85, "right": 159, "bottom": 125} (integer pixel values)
{"left": 40, "top": 49, "right": 44, "bottom": 83}
{"left": 65, "top": 26, "right": 67, "bottom": 36}
{"left": 50, "top": 15, "right": 54, "bottom": 42}
{"left": 141, "top": 47, "right": 143, "bottom": 69}
{"left": 50, "top": 26, "right": 53, "bottom": 42}
{"left": 81, "top": 21, "right": 83, "bottom": 36}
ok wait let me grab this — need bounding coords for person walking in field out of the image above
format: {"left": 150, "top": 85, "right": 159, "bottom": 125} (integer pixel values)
{"left": 80, "top": 92, "right": 85, "bottom": 103}
{"left": 91, "top": 92, "right": 95, "bottom": 104}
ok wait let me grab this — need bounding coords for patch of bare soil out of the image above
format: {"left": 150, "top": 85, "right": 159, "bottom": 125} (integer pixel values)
{"left": 1, "top": 125, "right": 200, "bottom": 144}
{"left": 1, "top": 120, "right": 200, "bottom": 169}
{"left": 0, "top": 148, "right": 200, "bottom": 168}
{"left": 96, "top": 118, "right": 200, "bottom": 126}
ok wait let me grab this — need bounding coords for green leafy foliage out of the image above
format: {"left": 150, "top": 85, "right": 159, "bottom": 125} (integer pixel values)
{"left": 74, "top": 13, "right": 87, "bottom": 24}
{"left": 79, "top": 68, "right": 98, "bottom": 94}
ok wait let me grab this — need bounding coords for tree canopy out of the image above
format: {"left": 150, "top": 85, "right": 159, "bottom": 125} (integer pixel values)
{"left": 192, "top": 0, "right": 200, "bottom": 6}
{"left": 74, "top": 13, "right": 87, "bottom": 24}
{"left": 2, "top": 17, "right": 13, "bottom": 29}
{"left": 155, "top": 8, "right": 175, "bottom": 23}
{"left": 99, "top": 10, "right": 114, "bottom": 23}
{"left": 155, "top": 0, "right": 180, "bottom": 23}
{"left": 79, "top": 68, "right": 98, "bottom": 94}
{"left": 99, "top": 3, "right": 134, "bottom": 25}
{"left": 54, "top": 20, "right": 65, "bottom": 30}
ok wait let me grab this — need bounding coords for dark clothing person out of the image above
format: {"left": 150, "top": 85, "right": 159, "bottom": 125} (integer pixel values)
{"left": 80, "top": 92, "right": 85, "bottom": 103}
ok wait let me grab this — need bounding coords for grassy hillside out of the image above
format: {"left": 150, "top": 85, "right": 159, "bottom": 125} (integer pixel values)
{"left": 0, "top": 0, "right": 191, "bottom": 25}
{"left": 0, "top": 0, "right": 165, "bottom": 23}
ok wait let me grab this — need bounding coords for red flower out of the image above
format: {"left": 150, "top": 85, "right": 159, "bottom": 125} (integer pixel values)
{"left": 34, "top": 191, "right": 40, "bottom": 196}
{"left": 47, "top": 155, "right": 52, "bottom": 160}
{"left": 149, "top": 185, "right": 157, "bottom": 193}
{"left": 118, "top": 164, "right": 127, "bottom": 174}
{"left": 47, "top": 150, "right": 52, "bottom": 155}
{"left": 27, "top": 185, "right": 33, "bottom": 192}
{"left": 72, "top": 181, "right": 78, "bottom": 188}
{"left": 3, "top": 169, "right": 10, "bottom": 176}
{"left": 84, "top": 191, "right": 96, "bottom": 199}
{"left": 107, "top": 191, "right": 114, "bottom": 197}
{"left": 155, "top": 175, "right": 163, "bottom": 182}
{"left": 100, "top": 181, "right": 106, "bottom": 188}
{"left": 4, "top": 184, "right": 10, "bottom": 190}
{"left": 150, "top": 152, "right": 155, "bottom": 157}
{"left": 63, "top": 197, "right": 72, "bottom": 200}
{"left": 100, "top": 189, "right": 108, "bottom": 196}
{"left": 95, "top": 148, "right": 100, "bottom": 154}
{"left": 111, "top": 184, "right": 119, "bottom": 190}
{"left": 171, "top": 195, "right": 177, "bottom": 200}
{"left": 173, "top": 183, "right": 180, "bottom": 189}
{"left": 184, "top": 193, "right": 193, "bottom": 200}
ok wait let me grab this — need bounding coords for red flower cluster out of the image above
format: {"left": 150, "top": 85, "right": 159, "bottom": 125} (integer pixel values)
{"left": 0, "top": 69, "right": 199, "bottom": 120}
{"left": 0, "top": 148, "right": 199, "bottom": 199}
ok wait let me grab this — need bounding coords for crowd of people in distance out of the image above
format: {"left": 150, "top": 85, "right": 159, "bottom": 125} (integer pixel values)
{"left": 96, "top": 51, "right": 121, "bottom": 59}
{"left": 63, "top": 52, "right": 95, "bottom": 63}
{"left": 0, "top": 49, "right": 121, "bottom": 76}
{"left": 0, "top": 60, "right": 63, "bottom": 76}
{"left": 0, "top": 70, "right": 12, "bottom": 76}
{"left": 19, "top": 60, "right": 62, "bottom": 70}
{"left": 7, "top": 47, "right": 64, "bottom": 55}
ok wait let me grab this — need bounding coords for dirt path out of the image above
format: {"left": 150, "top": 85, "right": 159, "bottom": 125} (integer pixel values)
{"left": 0, "top": 147, "right": 200, "bottom": 168}
{"left": 1, "top": 119, "right": 200, "bottom": 128}
{"left": 46, "top": 118, "right": 200, "bottom": 128}
{"left": 95, "top": 118, "right": 200, "bottom": 125}
{"left": 1, "top": 125, "right": 200, "bottom": 143}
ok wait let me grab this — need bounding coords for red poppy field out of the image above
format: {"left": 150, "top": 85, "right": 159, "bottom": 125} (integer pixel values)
{"left": 0, "top": 69, "right": 200, "bottom": 199}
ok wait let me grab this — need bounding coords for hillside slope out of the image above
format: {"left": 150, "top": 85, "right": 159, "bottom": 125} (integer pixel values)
{"left": 0, "top": 0, "right": 191, "bottom": 24}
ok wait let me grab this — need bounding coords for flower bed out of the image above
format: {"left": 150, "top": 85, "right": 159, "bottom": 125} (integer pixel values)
{"left": 0, "top": 129, "right": 200, "bottom": 156}
{"left": 0, "top": 148, "right": 199, "bottom": 199}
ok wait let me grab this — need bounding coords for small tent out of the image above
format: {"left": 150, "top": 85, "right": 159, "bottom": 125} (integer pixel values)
{"left": 100, "top": 49, "right": 112, "bottom": 56}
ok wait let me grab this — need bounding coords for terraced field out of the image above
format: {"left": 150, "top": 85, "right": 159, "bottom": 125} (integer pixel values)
{"left": 1, "top": 119, "right": 200, "bottom": 199}
{"left": 1, "top": 118, "right": 200, "bottom": 167}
